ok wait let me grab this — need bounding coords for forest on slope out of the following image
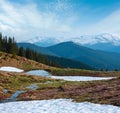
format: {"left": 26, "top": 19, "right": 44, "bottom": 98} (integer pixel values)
{"left": 0, "top": 33, "right": 60, "bottom": 67}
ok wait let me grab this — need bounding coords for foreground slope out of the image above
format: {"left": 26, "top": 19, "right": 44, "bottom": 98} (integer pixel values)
{"left": 0, "top": 52, "right": 120, "bottom": 106}
{"left": 0, "top": 69, "right": 120, "bottom": 106}
{"left": 0, "top": 52, "right": 50, "bottom": 71}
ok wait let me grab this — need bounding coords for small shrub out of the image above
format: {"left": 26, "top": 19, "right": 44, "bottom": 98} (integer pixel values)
{"left": 12, "top": 53, "right": 17, "bottom": 59}
{"left": 0, "top": 52, "right": 2, "bottom": 57}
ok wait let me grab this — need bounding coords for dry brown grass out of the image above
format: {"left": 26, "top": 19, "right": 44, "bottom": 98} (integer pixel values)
{"left": 19, "top": 77, "right": 120, "bottom": 106}
{"left": 0, "top": 52, "right": 50, "bottom": 71}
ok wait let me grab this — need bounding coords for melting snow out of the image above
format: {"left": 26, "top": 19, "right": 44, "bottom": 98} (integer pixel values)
{"left": 27, "top": 70, "right": 51, "bottom": 76}
{"left": 0, "top": 99, "right": 120, "bottom": 113}
{"left": 27, "top": 70, "right": 114, "bottom": 81}
{"left": 0, "top": 66, "right": 24, "bottom": 72}
{"left": 51, "top": 76, "right": 114, "bottom": 81}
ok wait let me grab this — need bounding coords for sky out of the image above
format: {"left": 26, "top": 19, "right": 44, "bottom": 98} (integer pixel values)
{"left": 0, "top": 0, "right": 120, "bottom": 41}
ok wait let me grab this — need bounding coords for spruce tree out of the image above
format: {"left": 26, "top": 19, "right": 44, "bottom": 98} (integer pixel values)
{"left": 18, "top": 47, "right": 25, "bottom": 57}
{"left": 0, "top": 33, "right": 2, "bottom": 51}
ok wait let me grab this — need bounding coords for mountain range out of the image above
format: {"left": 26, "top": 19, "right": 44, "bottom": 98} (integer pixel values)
{"left": 25, "top": 33, "right": 120, "bottom": 53}
{"left": 18, "top": 43, "right": 93, "bottom": 70}
{"left": 47, "top": 41, "right": 120, "bottom": 70}
{"left": 18, "top": 41, "right": 120, "bottom": 70}
{"left": 85, "top": 43, "right": 120, "bottom": 53}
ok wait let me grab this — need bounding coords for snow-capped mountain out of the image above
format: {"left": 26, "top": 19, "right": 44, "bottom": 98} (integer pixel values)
{"left": 74, "top": 33, "right": 120, "bottom": 46}
{"left": 26, "top": 36, "right": 65, "bottom": 47}
{"left": 27, "top": 33, "right": 120, "bottom": 46}
{"left": 73, "top": 33, "right": 120, "bottom": 53}
{"left": 26, "top": 33, "right": 120, "bottom": 53}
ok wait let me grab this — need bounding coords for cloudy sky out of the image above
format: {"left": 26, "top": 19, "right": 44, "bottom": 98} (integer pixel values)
{"left": 0, "top": 0, "right": 120, "bottom": 41}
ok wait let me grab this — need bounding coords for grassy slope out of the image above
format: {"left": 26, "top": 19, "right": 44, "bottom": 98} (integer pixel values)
{"left": 0, "top": 71, "right": 119, "bottom": 106}
{"left": 49, "top": 68, "right": 120, "bottom": 77}
{"left": 1, "top": 52, "right": 120, "bottom": 77}
{"left": 0, "top": 71, "right": 56, "bottom": 100}
{"left": 0, "top": 52, "right": 120, "bottom": 106}
{"left": 0, "top": 52, "right": 50, "bottom": 71}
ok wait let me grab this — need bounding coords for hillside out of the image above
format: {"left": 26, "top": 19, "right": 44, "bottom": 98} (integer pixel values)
{"left": 0, "top": 52, "right": 50, "bottom": 71}
{"left": 18, "top": 43, "right": 57, "bottom": 56}
{"left": 0, "top": 35, "right": 60, "bottom": 67}
{"left": 18, "top": 43, "right": 93, "bottom": 70}
{"left": 46, "top": 55, "right": 94, "bottom": 69}
{"left": 47, "top": 41, "right": 120, "bottom": 70}
{"left": 0, "top": 52, "right": 120, "bottom": 107}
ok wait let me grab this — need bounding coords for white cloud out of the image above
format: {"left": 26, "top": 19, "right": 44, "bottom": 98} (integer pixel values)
{"left": 87, "top": 9, "right": 120, "bottom": 36}
{"left": 0, "top": 0, "right": 74, "bottom": 41}
{"left": 0, "top": 0, "right": 120, "bottom": 42}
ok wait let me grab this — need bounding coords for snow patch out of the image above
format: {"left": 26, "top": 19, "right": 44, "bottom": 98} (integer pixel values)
{"left": 27, "top": 70, "right": 114, "bottom": 81}
{"left": 0, "top": 99, "right": 120, "bottom": 113}
{"left": 51, "top": 76, "right": 114, "bottom": 81}
{"left": 2, "top": 89, "right": 8, "bottom": 94}
{"left": 27, "top": 70, "right": 51, "bottom": 76}
{"left": 0, "top": 66, "right": 24, "bottom": 72}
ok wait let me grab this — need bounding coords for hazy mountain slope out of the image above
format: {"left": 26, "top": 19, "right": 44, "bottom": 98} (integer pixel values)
{"left": 46, "top": 55, "right": 94, "bottom": 69}
{"left": 17, "top": 43, "right": 57, "bottom": 56}
{"left": 85, "top": 43, "right": 120, "bottom": 53}
{"left": 47, "top": 41, "right": 120, "bottom": 70}
{"left": 18, "top": 43, "right": 93, "bottom": 70}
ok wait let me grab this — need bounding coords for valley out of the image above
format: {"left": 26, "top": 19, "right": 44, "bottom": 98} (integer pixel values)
{"left": 18, "top": 41, "right": 120, "bottom": 70}
{"left": 0, "top": 0, "right": 120, "bottom": 112}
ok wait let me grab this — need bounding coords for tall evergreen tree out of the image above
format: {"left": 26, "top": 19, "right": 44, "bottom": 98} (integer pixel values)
{"left": 18, "top": 47, "right": 25, "bottom": 57}
{"left": 12, "top": 37, "right": 18, "bottom": 54}
{"left": 0, "top": 33, "right": 2, "bottom": 51}
{"left": 7, "top": 37, "right": 13, "bottom": 53}
{"left": 2, "top": 36, "right": 7, "bottom": 52}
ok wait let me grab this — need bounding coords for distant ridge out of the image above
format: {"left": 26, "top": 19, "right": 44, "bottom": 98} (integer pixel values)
{"left": 47, "top": 41, "right": 120, "bottom": 70}
{"left": 27, "top": 33, "right": 120, "bottom": 50}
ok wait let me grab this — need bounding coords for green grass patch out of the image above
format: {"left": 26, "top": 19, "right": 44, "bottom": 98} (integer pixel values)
{"left": 0, "top": 73, "right": 54, "bottom": 92}
{"left": 49, "top": 68, "right": 120, "bottom": 77}
{"left": 23, "top": 63, "right": 34, "bottom": 70}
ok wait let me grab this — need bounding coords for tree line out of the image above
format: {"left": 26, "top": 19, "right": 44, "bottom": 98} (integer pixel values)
{"left": 0, "top": 33, "right": 60, "bottom": 67}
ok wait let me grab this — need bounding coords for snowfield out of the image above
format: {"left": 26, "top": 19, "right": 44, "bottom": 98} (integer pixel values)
{"left": 51, "top": 76, "right": 114, "bottom": 81}
{"left": 0, "top": 66, "right": 24, "bottom": 72}
{"left": 0, "top": 99, "right": 120, "bottom": 113}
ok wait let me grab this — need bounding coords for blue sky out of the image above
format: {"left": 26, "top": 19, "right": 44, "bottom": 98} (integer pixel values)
{"left": 0, "top": 0, "right": 120, "bottom": 41}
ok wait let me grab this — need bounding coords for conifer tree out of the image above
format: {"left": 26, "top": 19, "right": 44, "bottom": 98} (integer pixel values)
{"left": 18, "top": 47, "right": 25, "bottom": 57}
{"left": 0, "top": 33, "right": 2, "bottom": 51}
